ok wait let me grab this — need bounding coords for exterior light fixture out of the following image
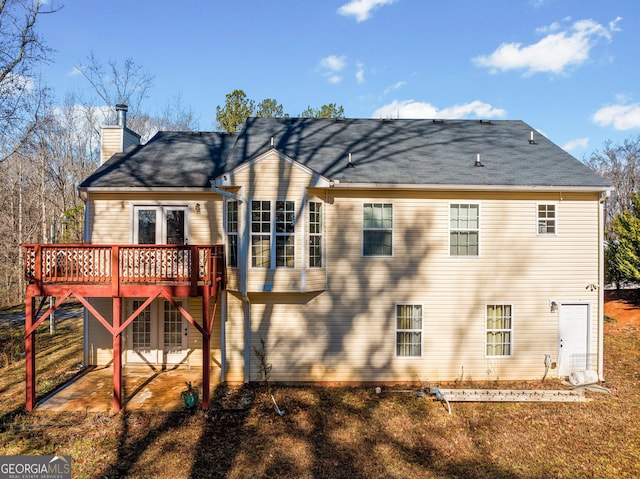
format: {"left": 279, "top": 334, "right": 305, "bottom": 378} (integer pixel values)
{"left": 550, "top": 301, "right": 558, "bottom": 313}
{"left": 195, "top": 203, "right": 201, "bottom": 213}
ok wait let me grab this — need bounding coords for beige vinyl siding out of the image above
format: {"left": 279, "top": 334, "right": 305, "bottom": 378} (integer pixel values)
{"left": 86, "top": 298, "right": 116, "bottom": 366}
{"left": 186, "top": 298, "right": 223, "bottom": 369}
{"left": 88, "top": 192, "right": 224, "bottom": 244}
{"left": 100, "top": 127, "right": 139, "bottom": 164}
{"left": 227, "top": 152, "right": 327, "bottom": 293}
{"left": 225, "top": 292, "right": 247, "bottom": 383}
{"left": 100, "top": 127, "right": 124, "bottom": 164}
{"left": 237, "top": 190, "right": 602, "bottom": 382}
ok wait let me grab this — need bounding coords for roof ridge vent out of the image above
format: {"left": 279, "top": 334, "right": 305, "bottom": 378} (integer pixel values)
{"left": 432, "top": 119, "right": 444, "bottom": 124}
{"left": 479, "top": 119, "right": 492, "bottom": 125}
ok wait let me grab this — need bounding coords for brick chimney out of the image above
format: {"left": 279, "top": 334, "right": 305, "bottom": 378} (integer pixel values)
{"left": 100, "top": 104, "right": 141, "bottom": 164}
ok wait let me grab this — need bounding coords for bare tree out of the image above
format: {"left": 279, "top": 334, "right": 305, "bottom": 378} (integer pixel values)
{"left": 586, "top": 136, "right": 640, "bottom": 232}
{"left": 75, "top": 53, "right": 154, "bottom": 135}
{"left": 0, "top": 0, "right": 58, "bottom": 163}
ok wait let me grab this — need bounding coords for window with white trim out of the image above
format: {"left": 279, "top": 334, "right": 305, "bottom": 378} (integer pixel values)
{"left": 396, "top": 304, "right": 422, "bottom": 357}
{"left": 486, "top": 304, "right": 513, "bottom": 357}
{"left": 251, "top": 200, "right": 271, "bottom": 267}
{"left": 308, "top": 202, "right": 323, "bottom": 268}
{"left": 363, "top": 203, "right": 393, "bottom": 256}
{"left": 450, "top": 203, "right": 479, "bottom": 256}
{"left": 537, "top": 204, "right": 556, "bottom": 235}
{"left": 275, "top": 200, "right": 295, "bottom": 267}
{"left": 251, "top": 200, "right": 296, "bottom": 268}
{"left": 226, "top": 200, "right": 239, "bottom": 268}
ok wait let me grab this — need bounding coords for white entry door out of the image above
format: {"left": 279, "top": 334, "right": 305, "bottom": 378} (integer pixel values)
{"left": 557, "top": 303, "right": 590, "bottom": 377}
{"left": 126, "top": 299, "right": 190, "bottom": 365}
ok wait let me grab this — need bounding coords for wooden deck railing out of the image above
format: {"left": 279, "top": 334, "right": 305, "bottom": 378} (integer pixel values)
{"left": 22, "top": 244, "right": 225, "bottom": 286}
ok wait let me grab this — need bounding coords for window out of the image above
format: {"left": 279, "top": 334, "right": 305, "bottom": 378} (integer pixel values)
{"left": 308, "top": 202, "right": 323, "bottom": 268}
{"left": 363, "top": 203, "right": 393, "bottom": 256}
{"left": 486, "top": 304, "right": 513, "bottom": 357}
{"left": 396, "top": 304, "right": 422, "bottom": 357}
{"left": 251, "top": 201, "right": 271, "bottom": 267}
{"left": 227, "top": 200, "right": 239, "bottom": 268}
{"left": 275, "top": 201, "right": 295, "bottom": 267}
{"left": 450, "top": 203, "right": 479, "bottom": 256}
{"left": 538, "top": 204, "right": 556, "bottom": 234}
{"left": 251, "top": 200, "right": 296, "bottom": 268}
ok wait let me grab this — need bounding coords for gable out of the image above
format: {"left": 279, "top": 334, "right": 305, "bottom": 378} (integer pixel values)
{"left": 212, "top": 148, "right": 331, "bottom": 196}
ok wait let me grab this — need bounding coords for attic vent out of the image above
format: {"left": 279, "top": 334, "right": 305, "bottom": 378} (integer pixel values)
{"left": 528, "top": 131, "right": 537, "bottom": 144}
{"left": 474, "top": 154, "right": 484, "bottom": 167}
{"left": 432, "top": 119, "right": 444, "bottom": 124}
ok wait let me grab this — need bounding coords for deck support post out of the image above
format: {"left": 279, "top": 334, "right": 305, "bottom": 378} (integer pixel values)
{"left": 25, "top": 295, "right": 36, "bottom": 412}
{"left": 202, "top": 287, "right": 211, "bottom": 410}
{"left": 112, "top": 296, "right": 122, "bottom": 412}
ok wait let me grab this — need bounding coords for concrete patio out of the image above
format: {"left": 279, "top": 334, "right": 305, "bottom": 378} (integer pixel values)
{"left": 36, "top": 365, "right": 221, "bottom": 413}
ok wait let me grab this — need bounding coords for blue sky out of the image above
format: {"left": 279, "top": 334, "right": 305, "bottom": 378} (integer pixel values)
{"left": 37, "top": 0, "right": 640, "bottom": 160}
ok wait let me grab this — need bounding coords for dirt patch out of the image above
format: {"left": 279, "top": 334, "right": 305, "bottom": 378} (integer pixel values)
{"left": 604, "top": 289, "right": 640, "bottom": 333}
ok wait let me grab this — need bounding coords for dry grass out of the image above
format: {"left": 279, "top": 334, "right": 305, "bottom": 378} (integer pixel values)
{"left": 0, "top": 296, "right": 638, "bottom": 479}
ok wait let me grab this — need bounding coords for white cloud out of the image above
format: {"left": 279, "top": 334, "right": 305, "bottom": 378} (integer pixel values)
{"left": 319, "top": 55, "right": 347, "bottom": 84}
{"left": 0, "top": 72, "right": 35, "bottom": 94}
{"left": 320, "top": 55, "right": 347, "bottom": 72}
{"left": 383, "top": 81, "right": 406, "bottom": 95}
{"left": 356, "top": 63, "right": 365, "bottom": 84}
{"left": 562, "top": 137, "right": 589, "bottom": 152}
{"left": 473, "top": 18, "right": 620, "bottom": 76}
{"left": 592, "top": 103, "right": 640, "bottom": 130}
{"left": 337, "top": 0, "right": 397, "bottom": 22}
{"left": 371, "top": 100, "right": 507, "bottom": 119}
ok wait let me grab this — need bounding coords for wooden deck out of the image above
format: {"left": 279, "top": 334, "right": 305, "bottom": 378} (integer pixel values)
{"left": 21, "top": 243, "right": 226, "bottom": 413}
{"left": 22, "top": 244, "right": 225, "bottom": 297}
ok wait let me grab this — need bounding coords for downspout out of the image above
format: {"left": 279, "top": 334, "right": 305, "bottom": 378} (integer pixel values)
{"left": 211, "top": 183, "right": 251, "bottom": 383}
{"left": 81, "top": 190, "right": 90, "bottom": 367}
{"left": 598, "top": 190, "right": 610, "bottom": 381}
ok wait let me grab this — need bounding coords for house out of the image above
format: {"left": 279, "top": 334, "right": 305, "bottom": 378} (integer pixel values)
{"left": 24, "top": 108, "right": 611, "bottom": 410}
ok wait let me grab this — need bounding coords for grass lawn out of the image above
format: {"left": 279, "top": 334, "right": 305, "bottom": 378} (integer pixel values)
{"left": 0, "top": 293, "right": 638, "bottom": 479}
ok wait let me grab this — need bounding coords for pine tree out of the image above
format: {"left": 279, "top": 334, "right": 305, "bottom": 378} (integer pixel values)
{"left": 612, "top": 193, "right": 640, "bottom": 284}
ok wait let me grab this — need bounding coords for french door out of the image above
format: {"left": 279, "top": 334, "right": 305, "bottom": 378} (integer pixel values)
{"left": 126, "top": 299, "right": 190, "bottom": 365}
{"left": 133, "top": 205, "right": 188, "bottom": 244}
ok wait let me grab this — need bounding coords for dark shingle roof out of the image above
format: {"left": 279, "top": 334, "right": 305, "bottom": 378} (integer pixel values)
{"left": 80, "top": 118, "right": 610, "bottom": 190}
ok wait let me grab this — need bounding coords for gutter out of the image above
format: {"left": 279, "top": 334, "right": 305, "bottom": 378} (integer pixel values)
{"left": 327, "top": 182, "right": 612, "bottom": 193}
{"left": 211, "top": 181, "right": 252, "bottom": 384}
